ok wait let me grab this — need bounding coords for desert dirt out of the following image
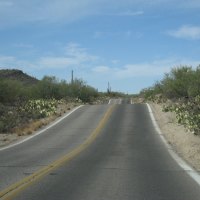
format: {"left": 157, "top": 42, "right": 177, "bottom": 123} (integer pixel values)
{"left": 150, "top": 102, "right": 200, "bottom": 171}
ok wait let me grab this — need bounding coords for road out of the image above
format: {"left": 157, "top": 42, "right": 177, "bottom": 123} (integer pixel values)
{"left": 1, "top": 100, "right": 200, "bottom": 199}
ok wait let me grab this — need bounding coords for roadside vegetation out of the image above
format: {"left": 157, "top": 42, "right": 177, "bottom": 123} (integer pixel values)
{"left": 140, "top": 65, "right": 200, "bottom": 135}
{"left": 0, "top": 69, "right": 105, "bottom": 135}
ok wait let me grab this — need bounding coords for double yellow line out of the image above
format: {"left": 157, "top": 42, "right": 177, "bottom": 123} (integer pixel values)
{"left": 0, "top": 105, "right": 115, "bottom": 200}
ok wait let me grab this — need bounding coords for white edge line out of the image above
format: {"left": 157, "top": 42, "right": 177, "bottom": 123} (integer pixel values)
{"left": 146, "top": 103, "right": 200, "bottom": 186}
{"left": 0, "top": 105, "right": 83, "bottom": 151}
{"left": 131, "top": 99, "right": 133, "bottom": 104}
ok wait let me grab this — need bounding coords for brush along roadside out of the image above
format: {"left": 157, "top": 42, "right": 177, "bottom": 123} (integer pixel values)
{"left": 0, "top": 100, "right": 80, "bottom": 148}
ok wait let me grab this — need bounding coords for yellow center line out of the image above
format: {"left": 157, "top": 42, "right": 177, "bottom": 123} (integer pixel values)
{"left": 0, "top": 105, "right": 115, "bottom": 200}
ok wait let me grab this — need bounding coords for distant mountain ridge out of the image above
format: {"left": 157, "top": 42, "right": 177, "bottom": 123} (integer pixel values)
{"left": 0, "top": 69, "right": 38, "bottom": 85}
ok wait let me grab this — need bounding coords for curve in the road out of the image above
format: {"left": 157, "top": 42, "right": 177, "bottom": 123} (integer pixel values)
{"left": 0, "top": 106, "right": 83, "bottom": 151}
{"left": 1, "top": 103, "right": 200, "bottom": 200}
{"left": 0, "top": 105, "right": 115, "bottom": 200}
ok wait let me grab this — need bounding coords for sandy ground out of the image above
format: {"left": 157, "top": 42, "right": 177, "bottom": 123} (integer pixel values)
{"left": 150, "top": 103, "right": 200, "bottom": 171}
{"left": 0, "top": 102, "right": 78, "bottom": 148}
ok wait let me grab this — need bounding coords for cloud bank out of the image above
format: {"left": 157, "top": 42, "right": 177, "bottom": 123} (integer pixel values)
{"left": 168, "top": 25, "right": 200, "bottom": 40}
{"left": 1, "top": 0, "right": 200, "bottom": 27}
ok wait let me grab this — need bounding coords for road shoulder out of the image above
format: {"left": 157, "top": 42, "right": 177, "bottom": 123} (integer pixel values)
{"left": 150, "top": 102, "right": 200, "bottom": 171}
{"left": 0, "top": 103, "right": 80, "bottom": 149}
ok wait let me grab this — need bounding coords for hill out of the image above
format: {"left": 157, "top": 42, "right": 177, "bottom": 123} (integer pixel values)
{"left": 0, "top": 69, "right": 38, "bottom": 85}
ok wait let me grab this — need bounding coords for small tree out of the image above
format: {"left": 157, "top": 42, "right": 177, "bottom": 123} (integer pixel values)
{"left": 34, "top": 76, "right": 60, "bottom": 99}
{"left": 161, "top": 66, "right": 193, "bottom": 99}
{"left": 0, "top": 79, "right": 23, "bottom": 103}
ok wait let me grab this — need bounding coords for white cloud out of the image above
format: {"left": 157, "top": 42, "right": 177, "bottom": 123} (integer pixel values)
{"left": 0, "top": 55, "right": 15, "bottom": 63}
{"left": 87, "top": 57, "right": 200, "bottom": 93}
{"left": 126, "top": 58, "right": 200, "bottom": 77}
{"left": 0, "top": 56, "right": 37, "bottom": 75}
{"left": 92, "top": 66, "right": 111, "bottom": 73}
{"left": 93, "top": 30, "right": 141, "bottom": 39}
{"left": 1, "top": 52, "right": 200, "bottom": 93}
{"left": 38, "top": 57, "right": 78, "bottom": 69}
{"left": 103, "top": 10, "right": 144, "bottom": 16}
{"left": 91, "top": 58, "right": 200, "bottom": 79}
{"left": 0, "top": 0, "right": 97, "bottom": 27}
{"left": 167, "top": 25, "right": 200, "bottom": 40}
{"left": 0, "top": 43, "right": 99, "bottom": 70}
{"left": 1, "top": 49, "right": 200, "bottom": 78}
{"left": 65, "top": 43, "right": 98, "bottom": 62}
{"left": 40, "top": 0, "right": 97, "bottom": 22}
{"left": 114, "top": 63, "right": 169, "bottom": 79}
{"left": 111, "top": 60, "right": 120, "bottom": 64}
{"left": 0, "top": 0, "right": 199, "bottom": 28}
{"left": 115, "top": 11, "right": 144, "bottom": 16}
{"left": 93, "top": 32, "right": 104, "bottom": 39}
{"left": 93, "top": 31, "right": 120, "bottom": 39}
{"left": 37, "top": 43, "right": 98, "bottom": 69}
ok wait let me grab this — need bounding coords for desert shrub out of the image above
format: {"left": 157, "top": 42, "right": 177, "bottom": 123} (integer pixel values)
{"left": 0, "top": 107, "right": 19, "bottom": 133}
{"left": 33, "top": 76, "right": 60, "bottom": 99}
{"left": 187, "top": 66, "right": 200, "bottom": 97}
{"left": 79, "top": 85, "right": 99, "bottom": 103}
{"left": 140, "top": 65, "right": 200, "bottom": 100}
{"left": 140, "top": 65, "right": 200, "bottom": 135}
{"left": 20, "top": 99, "right": 58, "bottom": 119}
{"left": 162, "top": 96, "right": 200, "bottom": 135}
{"left": 0, "top": 73, "right": 101, "bottom": 133}
{"left": 161, "top": 66, "right": 194, "bottom": 99}
{"left": 0, "top": 79, "right": 24, "bottom": 103}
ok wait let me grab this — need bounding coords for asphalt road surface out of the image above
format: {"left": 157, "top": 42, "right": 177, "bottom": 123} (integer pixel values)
{"left": 1, "top": 100, "right": 200, "bottom": 199}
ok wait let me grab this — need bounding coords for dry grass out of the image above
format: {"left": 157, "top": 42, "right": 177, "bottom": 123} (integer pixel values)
{"left": 14, "top": 117, "right": 56, "bottom": 136}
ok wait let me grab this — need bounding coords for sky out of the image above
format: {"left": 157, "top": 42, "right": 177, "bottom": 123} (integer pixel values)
{"left": 0, "top": 0, "right": 200, "bottom": 94}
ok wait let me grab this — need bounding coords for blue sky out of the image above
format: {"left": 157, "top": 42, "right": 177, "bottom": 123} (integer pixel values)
{"left": 0, "top": 0, "right": 200, "bottom": 94}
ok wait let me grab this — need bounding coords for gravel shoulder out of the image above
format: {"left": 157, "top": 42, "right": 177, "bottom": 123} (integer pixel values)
{"left": 150, "top": 102, "right": 200, "bottom": 171}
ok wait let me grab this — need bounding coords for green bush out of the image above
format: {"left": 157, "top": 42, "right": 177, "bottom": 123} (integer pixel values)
{"left": 161, "top": 66, "right": 194, "bottom": 98}
{"left": 140, "top": 65, "right": 200, "bottom": 100}
{"left": 162, "top": 96, "right": 200, "bottom": 135}
{"left": 0, "top": 73, "right": 101, "bottom": 133}
{"left": 0, "top": 79, "right": 24, "bottom": 103}
{"left": 140, "top": 65, "right": 200, "bottom": 135}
